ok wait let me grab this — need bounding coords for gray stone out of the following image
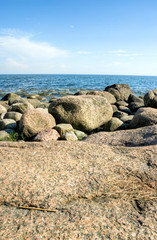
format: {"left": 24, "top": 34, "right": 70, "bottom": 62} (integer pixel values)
{"left": 0, "top": 119, "right": 17, "bottom": 130}
{"left": 48, "top": 95, "right": 113, "bottom": 132}
{"left": 116, "top": 100, "right": 128, "bottom": 107}
{"left": 113, "top": 110, "right": 128, "bottom": 119}
{"left": 144, "top": 89, "right": 157, "bottom": 108}
{"left": 129, "top": 107, "right": 157, "bottom": 129}
{"left": 105, "top": 84, "right": 132, "bottom": 101}
{"left": 118, "top": 106, "right": 132, "bottom": 114}
{"left": 0, "top": 104, "right": 7, "bottom": 114}
{"left": 86, "top": 91, "right": 116, "bottom": 104}
{"left": 74, "top": 129, "right": 87, "bottom": 140}
{"left": 54, "top": 123, "right": 74, "bottom": 135}
{"left": 103, "top": 117, "right": 124, "bottom": 131}
{"left": 4, "top": 112, "right": 22, "bottom": 122}
{"left": 8, "top": 102, "right": 34, "bottom": 114}
{"left": 62, "top": 131, "right": 78, "bottom": 141}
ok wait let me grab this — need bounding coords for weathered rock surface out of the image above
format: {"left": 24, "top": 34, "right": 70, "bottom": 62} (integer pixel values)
{"left": 8, "top": 102, "right": 34, "bottom": 114}
{"left": 103, "top": 117, "right": 124, "bottom": 131}
{"left": 62, "top": 131, "right": 78, "bottom": 141}
{"left": 19, "top": 108, "right": 56, "bottom": 138}
{"left": 1, "top": 93, "right": 20, "bottom": 101}
{"left": 128, "top": 94, "right": 145, "bottom": 112}
{"left": 129, "top": 107, "right": 157, "bottom": 128}
{"left": 84, "top": 125, "right": 157, "bottom": 147}
{"left": 0, "top": 104, "right": 7, "bottom": 114}
{"left": 144, "top": 89, "right": 157, "bottom": 108}
{"left": 0, "top": 130, "right": 11, "bottom": 140}
{"left": 54, "top": 123, "right": 74, "bottom": 135}
{"left": 33, "top": 129, "right": 60, "bottom": 141}
{"left": 0, "top": 141, "right": 156, "bottom": 239}
{"left": 85, "top": 90, "right": 116, "bottom": 104}
{"left": 48, "top": 95, "right": 113, "bottom": 132}
{"left": 4, "top": 112, "right": 22, "bottom": 122}
{"left": 105, "top": 83, "right": 132, "bottom": 101}
{"left": 0, "top": 119, "right": 17, "bottom": 130}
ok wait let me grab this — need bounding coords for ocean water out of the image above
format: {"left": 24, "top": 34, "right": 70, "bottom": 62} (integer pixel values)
{"left": 0, "top": 74, "right": 157, "bottom": 101}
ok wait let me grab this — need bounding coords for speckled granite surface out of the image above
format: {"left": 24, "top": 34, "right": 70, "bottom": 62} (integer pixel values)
{"left": 0, "top": 141, "right": 157, "bottom": 239}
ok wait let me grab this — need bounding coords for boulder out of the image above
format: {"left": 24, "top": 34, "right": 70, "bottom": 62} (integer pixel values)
{"left": 48, "top": 95, "right": 113, "bottom": 132}
{"left": 0, "top": 130, "right": 11, "bottom": 140}
{"left": 113, "top": 110, "right": 128, "bottom": 119}
{"left": 118, "top": 105, "right": 132, "bottom": 114}
{"left": 0, "top": 104, "right": 7, "bottom": 114}
{"left": 129, "top": 107, "right": 157, "bottom": 129}
{"left": 26, "top": 99, "right": 46, "bottom": 108}
{"left": 8, "top": 97, "right": 27, "bottom": 106}
{"left": 84, "top": 125, "right": 157, "bottom": 147}
{"left": 54, "top": 123, "right": 74, "bottom": 135}
{"left": 62, "top": 131, "right": 78, "bottom": 141}
{"left": 0, "top": 119, "right": 17, "bottom": 130}
{"left": 74, "top": 129, "right": 87, "bottom": 140}
{"left": 8, "top": 102, "right": 34, "bottom": 114}
{"left": 4, "top": 112, "right": 22, "bottom": 122}
{"left": 128, "top": 94, "right": 144, "bottom": 112}
{"left": 19, "top": 108, "right": 56, "bottom": 138}
{"left": 116, "top": 100, "right": 128, "bottom": 107}
{"left": 1, "top": 93, "right": 20, "bottom": 101}
{"left": 86, "top": 91, "right": 116, "bottom": 104}
{"left": 144, "top": 89, "right": 157, "bottom": 108}
{"left": 103, "top": 117, "right": 124, "bottom": 131}
{"left": 105, "top": 84, "right": 132, "bottom": 101}
{"left": 33, "top": 129, "right": 60, "bottom": 142}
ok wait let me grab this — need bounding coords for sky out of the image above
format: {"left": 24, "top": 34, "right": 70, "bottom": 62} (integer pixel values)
{"left": 0, "top": 0, "right": 157, "bottom": 75}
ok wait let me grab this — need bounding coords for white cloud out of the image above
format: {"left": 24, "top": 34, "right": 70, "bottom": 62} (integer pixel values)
{"left": 77, "top": 51, "right": 92, "bottom": 55}
{"left": 0, "top": 31, "right": 69, "bottom": 73}
{"left": 109, "top": 49, "right": 141, "bottom": 57}
{"left": 114, "top": 61, "right": 121, "bottom": 65}
{"left": 6, "top": 58, "right": 28, "bottom": 69}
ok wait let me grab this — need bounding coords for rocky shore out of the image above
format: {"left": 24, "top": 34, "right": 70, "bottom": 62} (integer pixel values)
{"left": 0, "top": 83, "right": 157, "bottom": 142}
{"left": 0, "top": 83, "right": 157, "bottom": 239}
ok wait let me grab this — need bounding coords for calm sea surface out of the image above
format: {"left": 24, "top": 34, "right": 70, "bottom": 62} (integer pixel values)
{"left": 0, "top": 74, "right": 157, "bottom": 101}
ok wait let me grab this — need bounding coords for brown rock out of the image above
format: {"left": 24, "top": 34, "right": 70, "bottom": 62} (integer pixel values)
{"left": 84, "top": 125, "right": 157, "bottom": 147}
{"left": 0, "top": 141, "right": 156, "bottom": 239}
{"left": 19, "top": 108, "right": 56, "bottom": 138}
{"left": 33, "top": 129, "right": 60, "bottom": 141}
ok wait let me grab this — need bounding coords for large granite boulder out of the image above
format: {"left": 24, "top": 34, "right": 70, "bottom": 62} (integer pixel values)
{"left": 1, "top": 93, "right": 20, "bottom": 102}
{"left": 86, "top": 91, "right": 116, "bottom": 104}
{"left": 19, "top": 108, "right": 56, "bottom": 138}
{"left": 105, "top": 84, "right": 132, "bottom": 101}
{"left": 129, "top": 107, "right": 157, "bottom": 129}
{"left": 75, "top": 90, "right": 116, "bottom": 104}
{"left": 48, "top": 95, "right": 113, "bottom": 132}
{"left": 144, "top": 89, "right": 157, "bottom": 108}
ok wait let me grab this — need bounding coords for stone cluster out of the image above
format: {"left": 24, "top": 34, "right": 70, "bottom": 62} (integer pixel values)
{"left": 0, "top": 83, "right": 157, "bottom": 142}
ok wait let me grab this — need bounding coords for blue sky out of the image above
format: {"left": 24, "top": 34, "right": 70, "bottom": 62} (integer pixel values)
{"left": 0, "top": 0, "right": 157, "bottom": 75}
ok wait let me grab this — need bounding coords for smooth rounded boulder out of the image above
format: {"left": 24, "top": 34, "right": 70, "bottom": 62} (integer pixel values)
{"left": 144, "top": 89, "right": 157, "bottom": 108}
{"left": 105, "top": 84, "right": 132, "bottom": 101}
{"left": 129, "top": 107, "right": 157, "bottom": 129}
{"left": 19, "top": 108, "right": 56, "bottom": 138}
{"left": 48, "top": 95, "right": 113, "bottom": 132}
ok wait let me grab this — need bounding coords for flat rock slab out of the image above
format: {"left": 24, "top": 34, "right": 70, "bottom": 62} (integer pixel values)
{"left": 84, "top": 125, "right": 157, "bottom": 147}
{"left": 0, "top": 141, "right": 157, "bottom": 239}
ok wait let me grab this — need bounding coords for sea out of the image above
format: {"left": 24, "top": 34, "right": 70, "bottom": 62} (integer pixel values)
{"left": 0, "top": 74, "right": 157, "bottom": 101}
